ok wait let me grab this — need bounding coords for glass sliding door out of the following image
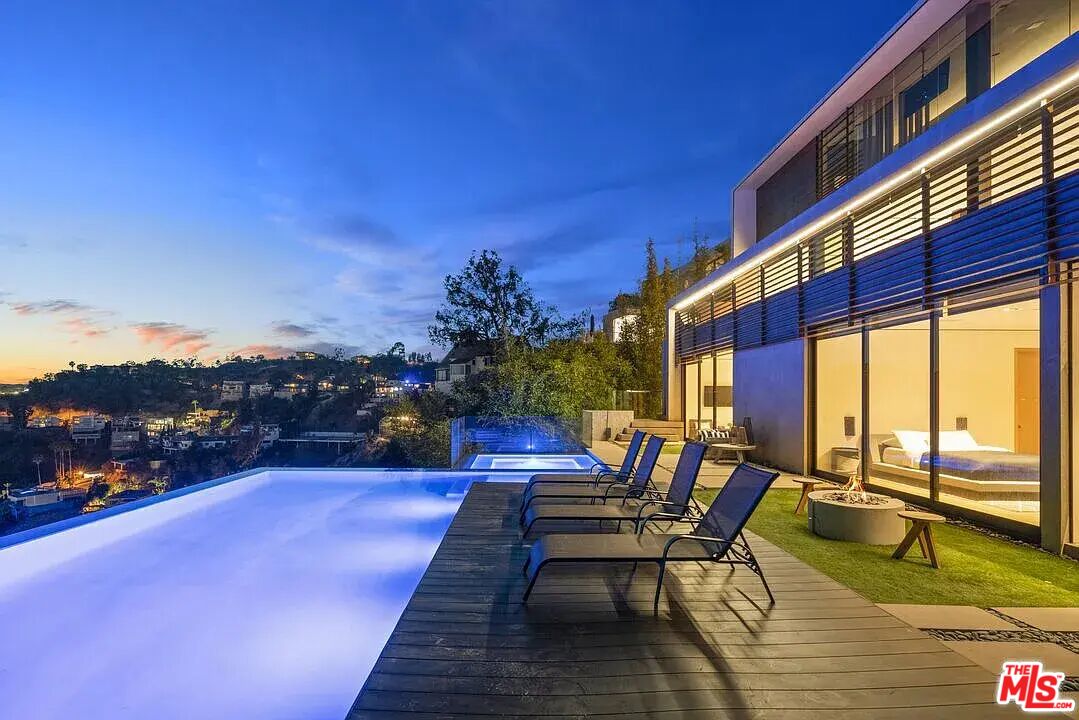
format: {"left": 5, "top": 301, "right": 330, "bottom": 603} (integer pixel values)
{"left": 714, "top": 352, "right": 734, "bottom": 428}
{"left": 682, "top": 361, "right": 700, "bottom": 440}
{"left": 938, "top": 298, "right": 1040, "bottom": 526}
{"left": 867, "top": 318, "right": 931, "bottom": 498}
{"left": 699, "top": 354, "right": 716, "bottom": 432}
{"left": 814, "top": 332, "right": 862, "bottom": 479}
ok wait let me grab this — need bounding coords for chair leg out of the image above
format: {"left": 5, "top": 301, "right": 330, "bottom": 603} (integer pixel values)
{"left": 522, "top": 562, "right": 545, "bottom": 603}
{"left": 653, "top": 561, "right": 667, "bottom": 614}
{"left": 740, "top": 534, "right": 775, "bottom": 605}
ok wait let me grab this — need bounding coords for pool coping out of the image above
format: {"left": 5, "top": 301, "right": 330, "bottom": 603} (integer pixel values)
{"left": 0, "top": 456, "right": 608, "bottom": 552}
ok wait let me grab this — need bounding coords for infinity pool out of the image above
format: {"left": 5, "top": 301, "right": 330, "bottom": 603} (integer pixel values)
{"left": 467, "top": 453, "right": 596, "bottom": 470}
{"left": 0, "top": 469, "right": 526, "bottom": 720}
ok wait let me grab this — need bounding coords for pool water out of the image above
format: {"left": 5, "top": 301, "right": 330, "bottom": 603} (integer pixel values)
{"left": 467, "top": 453, "right": 596, "bottom": 471}
{"left": 0, "top": 469, "right": 525, "bottom": 720}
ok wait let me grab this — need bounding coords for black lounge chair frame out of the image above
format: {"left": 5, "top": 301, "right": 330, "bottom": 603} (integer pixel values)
{"left": 518, "top": 435, "right": 665, "bottom": 522}
{"left": 522, "top": 429, "right": 645, "bottom": 493}
{"left": 521, "top": 441, "right": 707, "bottom": 538}
{"left": 521, "top": 462, "right": 780, "bottom": 612}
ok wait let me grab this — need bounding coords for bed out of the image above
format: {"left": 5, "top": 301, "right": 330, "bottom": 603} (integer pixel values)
{"left": 867, "top": 430, "right": 1040, "bottom": 505}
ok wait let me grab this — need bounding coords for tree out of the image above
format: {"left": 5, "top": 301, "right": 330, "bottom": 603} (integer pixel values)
{"left": 457, "top": 336, "right": 630, "bottom": 420}
{"left": 619, "top": 239, "right": 670, "bottom": 418}
{"left": 429, "top": 250, "right": 581, "bottom": 351}
{"left": 32, "top": 455, "right": 44, "bottom": 485}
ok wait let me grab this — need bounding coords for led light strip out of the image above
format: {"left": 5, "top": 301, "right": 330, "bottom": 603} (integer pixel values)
{"left": 672, "top": 62, "right": 1079, "bottom": 311}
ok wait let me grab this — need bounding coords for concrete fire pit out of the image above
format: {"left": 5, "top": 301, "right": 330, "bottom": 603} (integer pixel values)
{"left": 807, "top": 490, "right": 905, "bottom": 545}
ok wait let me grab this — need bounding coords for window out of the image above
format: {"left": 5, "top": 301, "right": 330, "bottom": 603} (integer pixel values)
{"left": 991, "top": 0, "right": 1072, "bottom": 85}
{"left": 939, "top": 297, "right": 1039, "bottom": 525}
{"left": 682, "top": 360, "right": 700, "bottom": 439}
{"left": 814, "top": 332, "right": 862, "bottom": 477}
{"left": 867, "top": 318, "right": 931, "bottom": 498}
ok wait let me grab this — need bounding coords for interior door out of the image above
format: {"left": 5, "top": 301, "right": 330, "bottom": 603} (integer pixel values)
{"left": 1014, "top": 348, "right": 1040, "bottom": 454}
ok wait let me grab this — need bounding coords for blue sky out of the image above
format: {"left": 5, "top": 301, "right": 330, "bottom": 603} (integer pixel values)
{"left": 0, "top": 0, "right": 910, "bottom": 381}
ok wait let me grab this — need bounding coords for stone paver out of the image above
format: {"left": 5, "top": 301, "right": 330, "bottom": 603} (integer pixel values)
{"left": 880, "top": 604, "right": 1021, "bottom": 630}
{"left": 995, "top": 607, "right": 1079, "bottom": 631}
{"left": 944, "top": 640, "right": 1079, "bottom": 676}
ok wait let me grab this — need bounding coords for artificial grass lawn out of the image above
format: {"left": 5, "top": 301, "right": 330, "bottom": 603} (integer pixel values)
{"left": 695, "top": 487, "right": 1079, "bottom": 607}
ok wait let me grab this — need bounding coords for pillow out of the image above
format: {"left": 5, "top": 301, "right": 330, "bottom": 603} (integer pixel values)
{"left": 892, "top": 430, "right": 929, "bottom": 455}
{"left": 939, "top": 430, "right": 979, "bottom": 451}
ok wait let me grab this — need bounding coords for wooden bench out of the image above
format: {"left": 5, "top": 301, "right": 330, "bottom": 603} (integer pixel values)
{"left": 892, "top": 510, "right": 945, "bottom": 568}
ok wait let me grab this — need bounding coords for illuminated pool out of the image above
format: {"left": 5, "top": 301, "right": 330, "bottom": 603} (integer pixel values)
{"left": 0, "top": 469, "right": 526, "bottom": 720}
{"left": 467, "top": 453, "right": 597, "bottom": 471}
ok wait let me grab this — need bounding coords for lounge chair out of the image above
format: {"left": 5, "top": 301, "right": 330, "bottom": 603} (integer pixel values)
{"left": 518, "top": 435, "right": 665, "bottom": 523}
{"left": 522, "top": 429, "right": 645, "bottom": 493}
{"left": 521, "top": 441, "right": 707, "bottom": 537}
{"left": 522, "top": 462, "right": 781, "bottom": 612}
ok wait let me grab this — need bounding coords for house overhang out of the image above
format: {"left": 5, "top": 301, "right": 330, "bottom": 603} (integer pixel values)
{"left": 731, "top": 0, "right": 967, "bottom": 256}
{"left": 674, "top": 34, "right": 1079, "bottom": 313}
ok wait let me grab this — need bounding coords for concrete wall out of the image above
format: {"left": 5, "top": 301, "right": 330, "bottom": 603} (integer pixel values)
{"left": 581, "top": 410, "right": 635, "bottom": 447}
{"left": 734, "top": 339, "right": 808, "bottom": 474}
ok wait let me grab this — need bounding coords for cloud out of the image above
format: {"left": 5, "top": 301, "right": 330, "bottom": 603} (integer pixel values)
{"left": 10, "top": 299, "right": 95, "bottom": 316}
{"left": 130, "top": 322, "right": 212, "bottom": 355}
{"left": 472, "top": 152, "right": 732, "bottom": 217}
{"left": 500, "top": 222, "right": 615, "bottom": 270}
{"left": 0, "top": 233, "right": 28, "bottom": 251}
{"left": 322, "top": 214, "right": 398, "bottom": 250}
{"left": 271, "top": 321, "right": 317, "bottom": 338}
{"left": 62, "top": 317, "right": 110, "bottom": 339}
{"left": 7, "top": 297, "right": 114, "bottom": 340}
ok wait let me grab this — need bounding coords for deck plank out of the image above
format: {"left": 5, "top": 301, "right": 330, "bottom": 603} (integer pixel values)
{"left": 346, "top": 482, "right": 1022, "bottom": 718}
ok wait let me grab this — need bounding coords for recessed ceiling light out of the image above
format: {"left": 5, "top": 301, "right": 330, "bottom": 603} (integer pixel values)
{"left": 1026, "top": 20, "right": 1046, "bottom": 31}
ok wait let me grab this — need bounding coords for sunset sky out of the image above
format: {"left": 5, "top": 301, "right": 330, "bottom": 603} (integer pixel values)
{"left": 0, "top": 0, "right": 909, "bottom": 383}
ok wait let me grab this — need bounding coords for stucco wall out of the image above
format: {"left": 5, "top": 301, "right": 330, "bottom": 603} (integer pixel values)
{"left": 733, "top": 339, "right": 807, "bottom": 474}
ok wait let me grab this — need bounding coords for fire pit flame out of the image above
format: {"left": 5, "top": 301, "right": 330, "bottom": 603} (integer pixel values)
{"left": 844, "top": 470, "right": 868, "bottom": 504}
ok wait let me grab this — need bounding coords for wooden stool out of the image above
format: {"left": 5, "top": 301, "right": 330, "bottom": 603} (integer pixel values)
{"left": 793, "top": 478, "right": 819, "bottom": 515}
{"left": 892, "top": 510, "right": 945, "bottom": 568}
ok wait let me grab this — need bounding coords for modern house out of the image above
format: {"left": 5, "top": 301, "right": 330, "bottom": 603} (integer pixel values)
{"left": 70, "top": 415, "right": 107, "bottom": 445}
{"left": 143, "top": 417, "right": 175, "bottom": 437}
{"left": 109, "top": 429, "right": 141, "bottom": 454}
{"left": 248, "top": 382, "right": 273, "bottom": 399}
{"left": 433, "top": 342, "right": 496, "bottom": 394}
{"left": 602, "top": 303, "right": 640, "bottom": 343}
{"left": 665, "top": 0, "right": 1079, "bottom": 554}
{"left": 220, "top": 380, "right": 246, "bottom": 402}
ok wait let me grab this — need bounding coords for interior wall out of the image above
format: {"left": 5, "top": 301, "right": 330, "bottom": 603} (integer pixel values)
{"left": 940, "top": 328, "right": 1040, "bottom": 448}
{"left": 868, "top": 325, "right": 931, "bottom": 438}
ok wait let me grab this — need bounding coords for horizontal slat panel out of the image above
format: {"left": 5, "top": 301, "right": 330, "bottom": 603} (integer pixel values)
{"left": 673, "top": 82, "right": 1079, "bottom": 363}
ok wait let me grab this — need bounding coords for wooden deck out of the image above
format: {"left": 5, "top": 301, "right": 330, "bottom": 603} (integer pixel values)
{"left": 348, "top": 482, "right": 1023, "bottom": 719}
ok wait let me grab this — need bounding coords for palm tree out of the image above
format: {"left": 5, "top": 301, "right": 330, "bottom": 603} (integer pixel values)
{"left": 32, "top": 455, "right": 44, "bottom": 486}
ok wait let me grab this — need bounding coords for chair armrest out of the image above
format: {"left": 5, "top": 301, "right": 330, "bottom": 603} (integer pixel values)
{"left": 636, "top": 512, "right": 695, "bottom": 530}
{"left": 661, "top": 533, "right": 746, "bottom": 559}
{"left": 602, "top": 480, "right": 631, "bottom": 497}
